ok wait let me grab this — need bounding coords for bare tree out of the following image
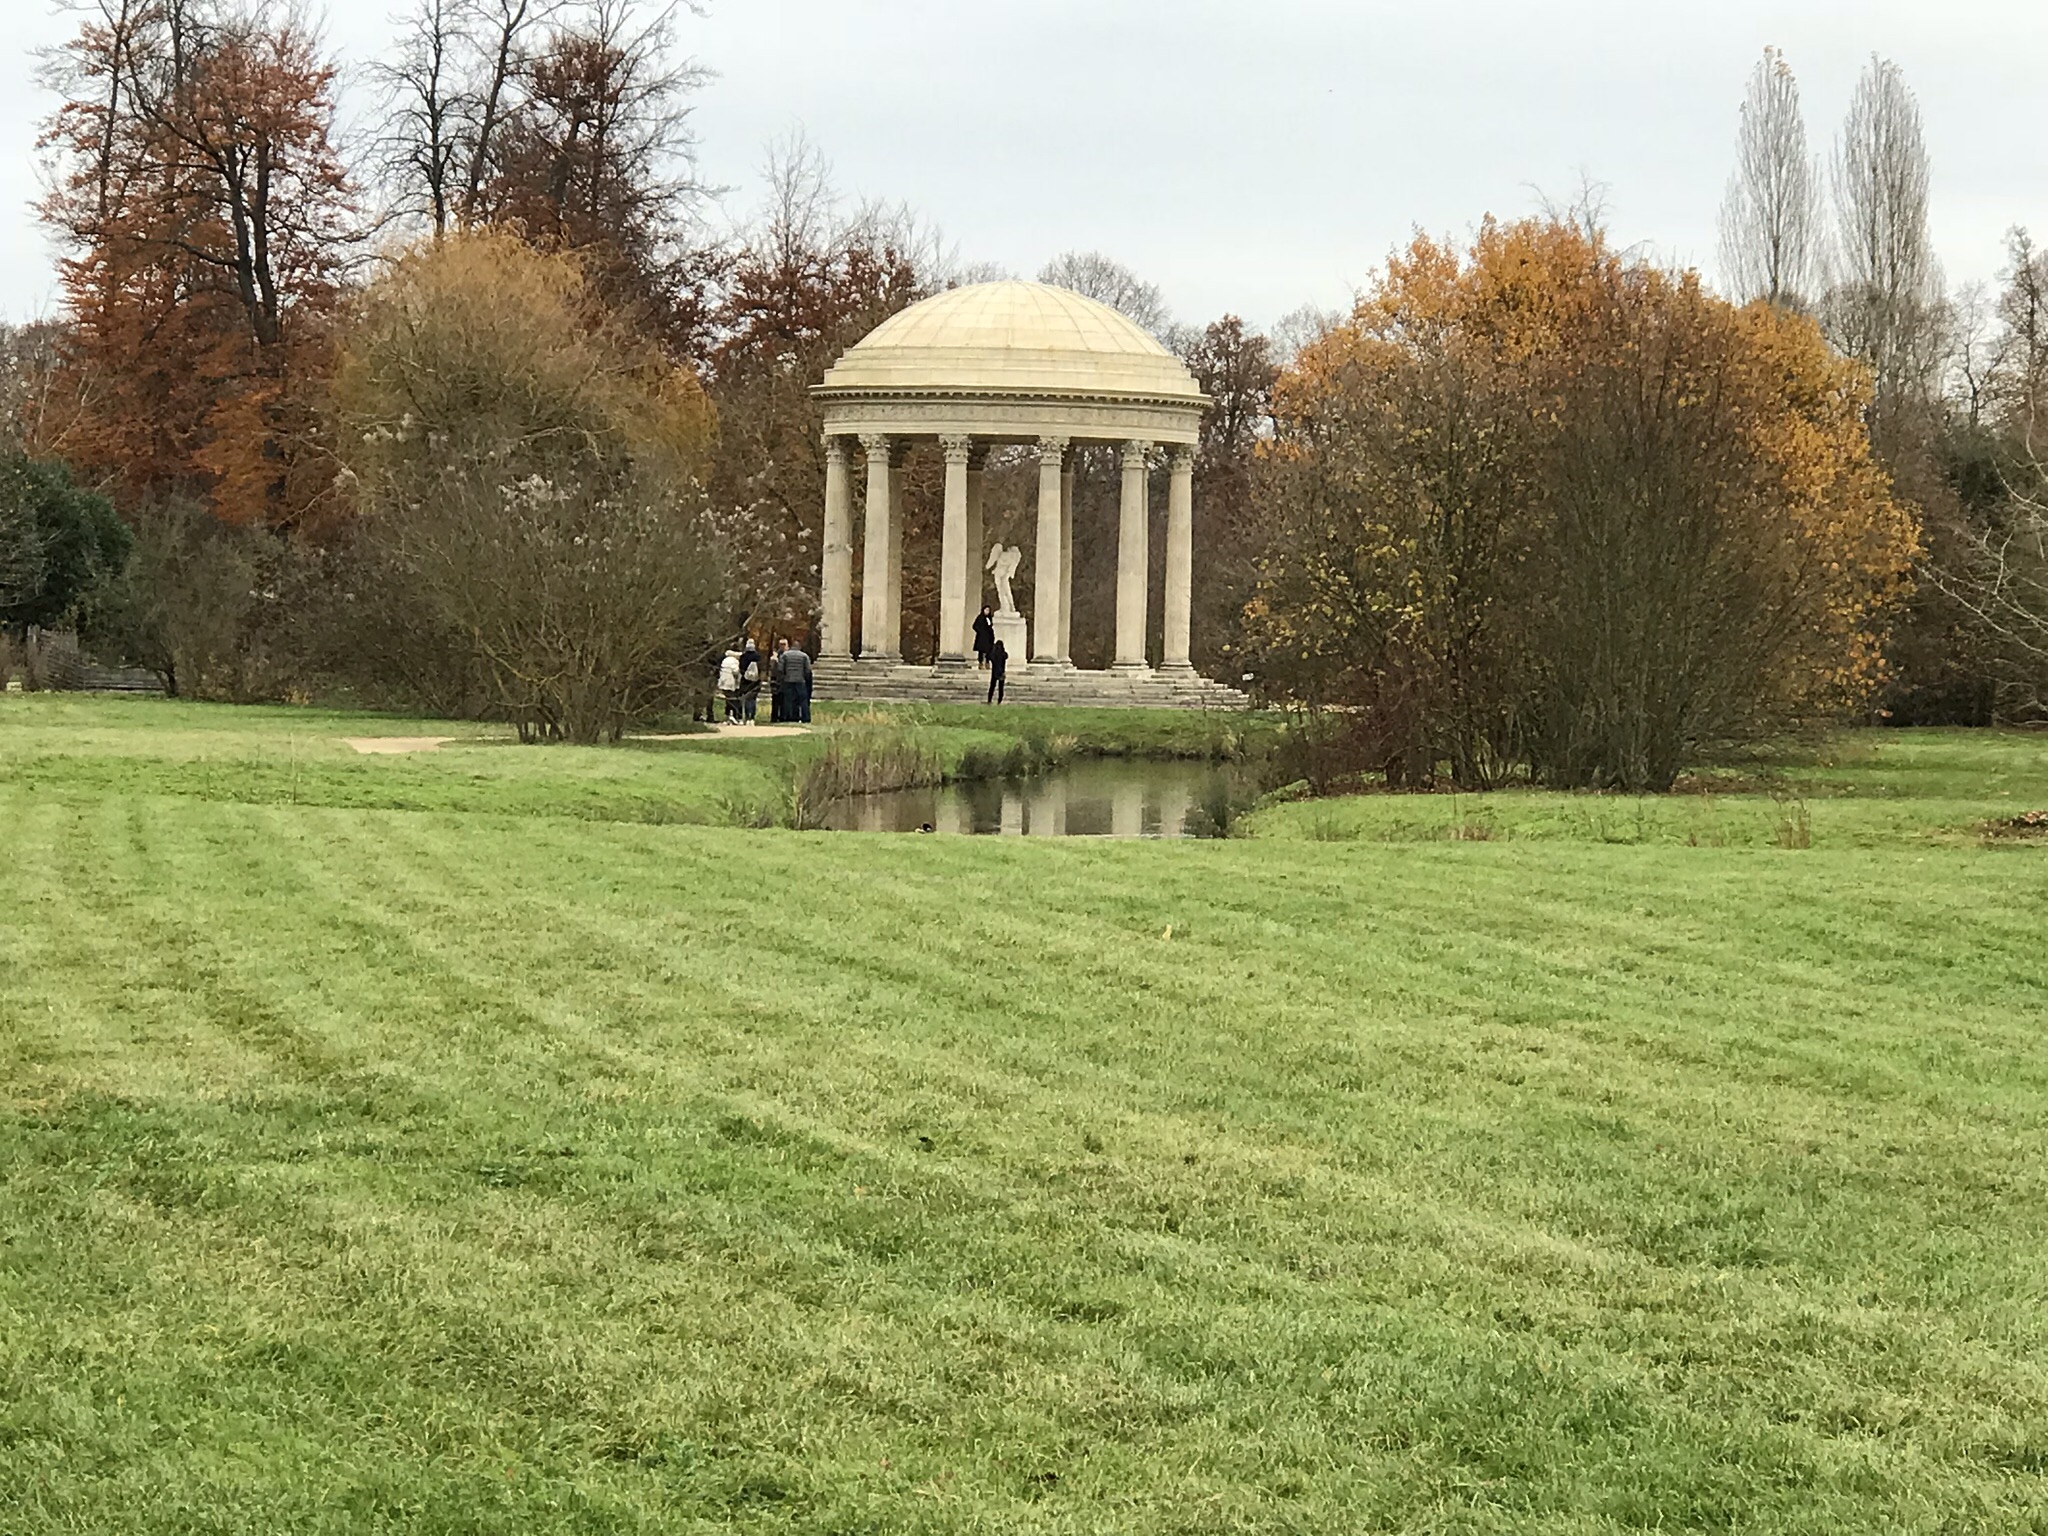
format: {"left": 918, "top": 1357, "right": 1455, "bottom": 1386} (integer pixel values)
{"left": 1826, "top": 55, "right": 1945, "bottom": 433}
{"left": 370, "top": 0, "right": 469, "bottom": 233}
{"left": 371, "top": 0, "right": 561, "bottom": 233}
{"left": 1993, "top": 227, "right": 2048, "bottom": 447}
{"left": 1919, "top": 230, "right": 2048, "bottom": 715}
{"left": 0, "top": 322, "right": 67, "bottom": 455}
{"left": 1037, "top": 250, "right": 1172, "bottom": 337}
{"left": 1921, "top": 465, "right": 2048, "bottom": 713}
{"left": 1717, "top": 47, "right": 1820, "bottom": 309}
{"left": 457, "top": 0, "right": 555, "bottom": 223}
{"left": 1268, "top": 301, "right": 1342, "bottom": 366}
{"left": 373, "top": 0, "right": 714, "bottom": 348}
{"left": 1948, "top": 281, "right": 2000, "bottom": 431}
{"left": 486, "top": 0, "right": 709, "bottom": 238}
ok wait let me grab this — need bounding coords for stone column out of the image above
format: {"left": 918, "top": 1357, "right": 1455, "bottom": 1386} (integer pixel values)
{"left": 1162, "top": 444, "right": 1195, "bottom": 673}
{"left": 884, "top": 441, "right": 905, "bottom": 661}
{"left": 1058, "top": 460, "right": 1075, "bottom": 663}
{"left": 820, "top": 436, "right": 853, "bottom": 658}
{"left": 859, "top": 433, "right": 894, "bottom": 661}
{"left": 1028, "top": 778, "right": 1067, "bottom": 837}
{"left": 1159, "top": 784, "right": 1192, "bottom": 839}
{"left": 1115, "top": 439, "right": 1152, "bottom": 670}
{"left": 963, "top": 446, "right": 987, "bottom": 656}
{"left": 1111, "top": 781, "right": 1145, "bottom": 839}
{"left": 1032, "top": 436, "right": 1066, "bottom": 666}
{"left": 936, "top": 434, "right": 972, "bottom": 667}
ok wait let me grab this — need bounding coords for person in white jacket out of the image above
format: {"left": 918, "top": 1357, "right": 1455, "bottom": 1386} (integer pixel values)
{"left": 716, "top": 646, "right": 742, "bottom": 723}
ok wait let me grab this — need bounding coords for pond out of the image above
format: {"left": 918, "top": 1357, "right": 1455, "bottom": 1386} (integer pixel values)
{"left": 819, "top": 758, "right": 1236, "bottom": 837}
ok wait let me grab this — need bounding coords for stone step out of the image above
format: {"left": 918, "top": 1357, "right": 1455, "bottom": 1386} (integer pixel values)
{"left": 812, "top": 659, "right": 1250, "bottom": 711}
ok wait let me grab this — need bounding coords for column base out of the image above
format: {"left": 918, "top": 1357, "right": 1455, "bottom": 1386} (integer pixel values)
{"left": 932, "top": 655, "right": 970, "bottom": 671}
{"left": 1111, "top": 660, "right": 1155, "bottom": 677}
{"left": 1155, "top": 660, "right": 1198, "bottom": 679}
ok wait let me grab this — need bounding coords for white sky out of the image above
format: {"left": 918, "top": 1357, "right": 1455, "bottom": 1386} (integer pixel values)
{"left": 3, "top": 0, "right": 2044, "bottom": 329}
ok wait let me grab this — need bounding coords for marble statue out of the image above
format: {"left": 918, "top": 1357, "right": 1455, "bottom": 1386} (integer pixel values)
{"left": 986, "top": 541, "right": 1024, "bottom": 617}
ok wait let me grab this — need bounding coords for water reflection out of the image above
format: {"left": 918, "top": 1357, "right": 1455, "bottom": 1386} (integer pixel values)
{"left": 821, "top": 759, "right": 1217, "bottom": 837}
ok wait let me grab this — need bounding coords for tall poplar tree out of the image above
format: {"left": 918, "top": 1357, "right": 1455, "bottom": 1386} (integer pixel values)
{"left": 1717, "top": 47, "right": 1820, "bottom": 311}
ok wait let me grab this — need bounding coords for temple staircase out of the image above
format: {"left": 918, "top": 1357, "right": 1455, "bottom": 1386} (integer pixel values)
{"left": 812, "top": 657, "right": 1250, "bottom": 710}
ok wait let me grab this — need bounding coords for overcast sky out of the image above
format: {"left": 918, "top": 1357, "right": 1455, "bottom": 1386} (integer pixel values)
{"left": 3, "top": 0, "right": 2043, "bottom": 329}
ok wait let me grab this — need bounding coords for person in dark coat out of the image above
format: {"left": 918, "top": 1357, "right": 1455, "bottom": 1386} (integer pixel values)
{"left": 985, "top": 638, "right": 1007, "bottom": 704}
{"left": 738, "top": 638, "right": 763, "bottom": 724}
{"left": 972, "top": 606, "right": 995, "bottom": 670}
{"left": 783, "top": 641, "right": 813, "bottom": 723}
{"left": 769, "top": 639, "right": 789, "bottom": 722}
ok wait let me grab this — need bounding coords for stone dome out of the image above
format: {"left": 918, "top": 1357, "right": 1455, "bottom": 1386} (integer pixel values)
{"left": 815, "top": 281, "right": 1207, "bottom": 405}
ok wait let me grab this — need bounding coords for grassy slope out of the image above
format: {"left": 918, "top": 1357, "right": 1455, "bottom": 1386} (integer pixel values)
{"left": 4, "top": 698, "right": 2048, "bottom": 1533}
{"left": 0, "top": 697, "right": 1265, "bottom": 829}
{"left": 1246, "top": 729, "right": 2048, "bottom": 849}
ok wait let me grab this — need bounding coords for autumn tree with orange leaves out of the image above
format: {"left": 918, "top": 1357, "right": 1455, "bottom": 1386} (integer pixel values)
{"left": 1250, "top": 217, "right": 1917, "bottom": 792}
{"left": 40, "top": 0, "right": 358, "bottom": 528}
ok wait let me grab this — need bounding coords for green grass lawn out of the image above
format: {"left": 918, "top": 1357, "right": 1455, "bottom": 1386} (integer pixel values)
{"left": 0, "top": 696, "right": 1267, "bottom": 831}
{"left": 1243, "top": 729, "right": 2048, "bottom": 850}
{"left": 4, "top": 695, "right": 2048, "bottom": 1533}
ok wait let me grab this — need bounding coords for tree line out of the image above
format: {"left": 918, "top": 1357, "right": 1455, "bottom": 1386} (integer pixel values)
{"left": 2, "top": 12, "right": 2041, "bottom": 784}
{"left": 1, "top": 0, "right": 1283, "bottom": 734}
{"left": 1713, "top": 49, "right": 2048, "bottom": 729}
{"left": 1249, "top": 50, "right": 2043, "bottom": 788}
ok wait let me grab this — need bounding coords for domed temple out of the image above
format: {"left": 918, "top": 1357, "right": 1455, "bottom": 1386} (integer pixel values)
{"left": 809, "top": 281, "right": 1249, "bottom": 707}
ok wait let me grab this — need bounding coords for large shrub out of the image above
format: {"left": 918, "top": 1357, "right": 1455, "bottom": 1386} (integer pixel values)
{"left": 331, "top": 230, "right": 723, "bottom": 742}
{"left": 1250, "top": 218, "right": 1917, "bottom": 791}
{"left": 87, "top": 498, "right": 309, "bottom": 699}
{"left": 0, "top": 451, "right": 130, "bottom": 634}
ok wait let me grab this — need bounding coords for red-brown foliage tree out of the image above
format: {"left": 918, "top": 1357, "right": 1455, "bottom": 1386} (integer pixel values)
{"left": 40, "top": 0, "right": 358, "bottom": 528}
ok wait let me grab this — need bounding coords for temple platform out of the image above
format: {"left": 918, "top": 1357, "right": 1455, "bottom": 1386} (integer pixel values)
{"left": 812, "top": 657, "right": 1250, "bottom": 710}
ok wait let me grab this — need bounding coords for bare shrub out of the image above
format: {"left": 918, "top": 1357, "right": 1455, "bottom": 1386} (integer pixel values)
{"left": 332, "top": 229, "right": 724, "bottom": 741}
{"left": 88, "top": 499, "right": 309, "bottom": 700}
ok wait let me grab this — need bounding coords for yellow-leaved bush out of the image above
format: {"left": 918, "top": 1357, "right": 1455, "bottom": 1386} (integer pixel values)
{"left": 1250, "top": 218, "right": 1918, "bottom": 791}
{"left": 328, "top": 230, "right": 724, "bottom": 742}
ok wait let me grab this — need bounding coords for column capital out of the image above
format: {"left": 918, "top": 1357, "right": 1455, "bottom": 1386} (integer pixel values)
{"left": 1168, "top": 444, "right": 1195, "bottom": 473}
{"left": 858, "top": 431, "right": 892, "bottom": 457}
{"left": 1121, "top": 438, "right": 1153, "bottom": 465}
{"left": 939, "top": 433, "right": 974, "bottom": 466}
{"left": 1036, "top": 434, "right": 1069, "bottom": 463}
{"left": 823, "top": 435, "right": 850, "bottom": 465}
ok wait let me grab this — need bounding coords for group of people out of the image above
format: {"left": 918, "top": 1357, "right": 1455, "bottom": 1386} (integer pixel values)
{"left": 715, "top": 612, "right": 1011, "bottom": 719}
{"left": 971, "top": 604, "right": 1009, "bottom": 704}
{"left": 714, "top": 637, "right": 812, "bottom": 725}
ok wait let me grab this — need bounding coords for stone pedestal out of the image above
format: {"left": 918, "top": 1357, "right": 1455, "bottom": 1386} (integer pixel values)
{"left": 992, "top": 611, "right": 1029, "bottom": 672}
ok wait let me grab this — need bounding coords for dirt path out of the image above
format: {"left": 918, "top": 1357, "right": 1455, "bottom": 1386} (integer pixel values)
{"left": 636, "top": 724, "right": 811, "bottom": 740}
{"left": 342, "top": 722, "right": 810, "bottom": 754}
{"left": 344, "top": 736, "right": 457, "bottom": 755}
